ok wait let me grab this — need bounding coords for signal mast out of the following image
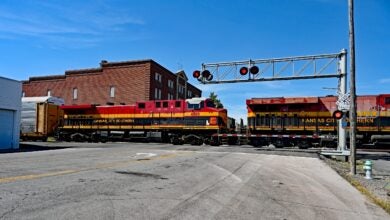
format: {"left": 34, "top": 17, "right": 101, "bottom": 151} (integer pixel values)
{"left": 193, "top": 49, "right": 350, "bottom": 155}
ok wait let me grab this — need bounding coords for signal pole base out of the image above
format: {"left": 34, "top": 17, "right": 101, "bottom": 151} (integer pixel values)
{"left": 320, "top": 149, "right": 350, "bottom": 162}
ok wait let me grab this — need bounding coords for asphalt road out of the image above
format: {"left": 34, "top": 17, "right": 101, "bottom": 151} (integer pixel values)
{"left": 0, "top": 142, "right": 388, "bottom": 219}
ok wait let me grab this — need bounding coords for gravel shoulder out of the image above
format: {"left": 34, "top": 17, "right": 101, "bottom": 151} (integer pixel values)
{"left": 320, "top": 154, "right": 390, "bottom": 214}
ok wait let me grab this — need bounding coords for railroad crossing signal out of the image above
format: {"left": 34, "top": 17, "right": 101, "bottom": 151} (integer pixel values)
{"left": 333, "top": 110, "right": 349, "bottom": 120}
{"left": 193, "top": 49, "right": 349, "bottom": 154}
{"left": 193, "top": 70, "right": 213, "bottom": 81}
{"left": 193, "top": 50, "right": 345, "bottom": 84}
{"left": 194, "top": 65, "right": 260, "bottom": 80}
{"left": 192, "top": 70, "right": 201, "bottom": 78}
{"left": 239, "top": 66, "right": 259, "bottom": 75}
{"left": 333, "top": 110, "right": 343, "bottom": 120}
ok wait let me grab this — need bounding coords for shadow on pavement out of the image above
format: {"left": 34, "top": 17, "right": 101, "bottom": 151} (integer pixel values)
{"left": 0, "top": 143, "right": 69, "bottom": 154}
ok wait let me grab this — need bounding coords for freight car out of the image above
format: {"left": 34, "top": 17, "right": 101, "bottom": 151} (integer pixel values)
{"left": 245, "top": 94, "right": 390, "bottom": 148}
{"left": 57, "top": 97, "right": 228, "bottom": 144}
{"left": 21, "top": 96, "right": 64, "bottom": 141}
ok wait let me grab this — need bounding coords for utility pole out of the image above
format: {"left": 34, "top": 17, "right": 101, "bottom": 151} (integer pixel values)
{"left": 349, "top": 0, "right": 357, "bottom": 175}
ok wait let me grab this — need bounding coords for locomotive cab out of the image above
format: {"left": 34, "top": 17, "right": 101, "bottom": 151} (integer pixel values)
{"left": 185, "top": 97, "right": 228, "bottom": 128}
{"left": 185, "top": 97, "right": 215, "bottom": 110}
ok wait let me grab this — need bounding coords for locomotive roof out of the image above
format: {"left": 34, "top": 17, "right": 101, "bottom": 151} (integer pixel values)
{"left": 186, "top": 97, "right": 207, "bottom": 104}
{"left": 247, "top": 97, "right": 320, "bottom": 105}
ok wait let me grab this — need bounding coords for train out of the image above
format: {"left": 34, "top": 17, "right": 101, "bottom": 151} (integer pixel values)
{"left": 244, "top": 94, "right": 390, "bottom": 148}
{"left": 57, "top": 97, "right": 229, "bottom": 144}
{"left": 20, "top": 94, "right": 390, "bottom": 148}
{"left": 20, "top": 97, "right": 64, "bottom": 141}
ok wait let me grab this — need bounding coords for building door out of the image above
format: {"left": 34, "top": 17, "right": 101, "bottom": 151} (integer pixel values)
{"left": 0, "top": 109, "right": 14, "bottom": 149}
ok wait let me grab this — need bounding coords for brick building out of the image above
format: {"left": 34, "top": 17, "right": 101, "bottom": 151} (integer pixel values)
{"left": 22, "top": 59, "right": 201, "bottom": 105}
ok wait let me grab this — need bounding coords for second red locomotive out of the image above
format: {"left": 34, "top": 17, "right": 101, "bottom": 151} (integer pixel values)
{"left": 246, "top": 94, "right": 390, "bottom": 148}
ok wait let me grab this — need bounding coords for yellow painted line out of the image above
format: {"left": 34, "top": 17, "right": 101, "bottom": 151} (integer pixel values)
{"left": 0, "top": 170, "right": 79, "bottom": 184}
{"left": 0, "top": 152, "right": 186, "bottom": 184}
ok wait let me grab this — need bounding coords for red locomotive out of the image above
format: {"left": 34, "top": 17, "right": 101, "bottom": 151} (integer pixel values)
{"left": 246, "top": 94, "right": 390, "bottom": 148}
{"left": 58, "top": 97, "right": 228, "bottom": 144}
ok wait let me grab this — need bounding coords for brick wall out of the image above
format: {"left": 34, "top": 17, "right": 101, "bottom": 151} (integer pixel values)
{"left": 22, "top": 60, "right": 201, "bottom": 105}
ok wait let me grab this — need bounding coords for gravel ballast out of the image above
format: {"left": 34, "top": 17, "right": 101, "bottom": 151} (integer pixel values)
{"left": 320, "top": 155, "right": 390, "bottom": 214}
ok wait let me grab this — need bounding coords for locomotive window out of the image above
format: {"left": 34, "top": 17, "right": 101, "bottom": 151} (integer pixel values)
{"left": 385, "top": 97, "right": 390, "bottom": 105}
{"left": 138, "top": 103, "right": 145, "bottom": 109}
{"left": 156, "top": 102, "right": 161, "bottom": 108}
{"left": 206, "top": 101, "right": 215, "bottom": 108}
{"left": 187, "top": 101, "right": 204, "bottom": 109}
{"left": 163, "top": 102, "right": 168, "bottom": 108}
{"left": 175, "top": 101, "right": 181, "bottom": 108}
{"left": 188, "top": 103, "right": 200, "bottom": 109}
{"left": 188, "top": 103, "right": 197, "bottom": 109}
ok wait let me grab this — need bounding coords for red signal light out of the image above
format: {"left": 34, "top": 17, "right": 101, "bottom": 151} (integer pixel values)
{"left": 250, "top": 66, "right": 259, "bottom": 74}
{"left": 193, "top": 70, "right": 201, "bottom": 78}
{"left": 240, "top": 67, "right": 248, "bottom": 75}
{"left": 332, "top": 110, "right": 343, "bottom": 120}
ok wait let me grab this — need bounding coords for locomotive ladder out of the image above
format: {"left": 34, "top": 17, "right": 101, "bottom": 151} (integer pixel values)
{"left": 198, "top": 49, "right": 349, "bottom": 154}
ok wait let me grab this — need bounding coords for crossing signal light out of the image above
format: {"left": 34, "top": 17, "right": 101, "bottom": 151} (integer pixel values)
{"left": 240, "top": 66, "right": 259, "bottom": 75}
{"left": 250, "top": 66, "right": 259, "bottom": 74}
{"left": 201, "top": 70, "right": 213, "bottom": 81}
{"left": 333, "top": 110, "right": 344, "bottom": 120}
{"left": 240, "top": 67, "right": 248, "bottom": 75}
{"left": 193, "top": 70, "right": 201, "bottom": 78}
{"left": 201, "top": 70, "right": 211, "bottom": 78}
{"left": 193, "top": 69, "right": 213, "bottom": 81}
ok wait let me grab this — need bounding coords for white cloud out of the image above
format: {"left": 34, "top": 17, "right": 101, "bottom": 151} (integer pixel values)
{"left": 0, "top": 1, "right": 145, "bottom": 47}
{"left": 379, "top": 78, "right": 390, "bottom": 84}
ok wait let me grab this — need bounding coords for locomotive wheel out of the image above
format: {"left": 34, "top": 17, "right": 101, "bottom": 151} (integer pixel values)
{"left": 250, "top": 139, "right": 261, "bottom": 147}
{"left": 210, "top": 138, "right": 220, "bottom": 146}
{"left": 190, "top": 139, "right": 203, "bottom": 146}
{"left": 71, "top": 133, "right": 85, "bottom": 142}
{"left": 297, "top": 140, "right": 311, "bottom": 149}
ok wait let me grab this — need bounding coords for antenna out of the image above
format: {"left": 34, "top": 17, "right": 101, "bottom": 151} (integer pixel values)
{"left": 177, "top": 62, "right": 183, "bottom": 70}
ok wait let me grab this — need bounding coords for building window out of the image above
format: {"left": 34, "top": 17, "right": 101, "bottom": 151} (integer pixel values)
{"left": 47, "top": 89, "right": 51, "bottom": 96}
{"left": 155, "top": 72, "right": 162, "bottom": 82}
{"left": 178, "top": 85, "right": 185, "bottom": 94}
{"left": 110, "top": 86, "right": 115, "bottom": 98}
{"left": 168, "top": 93, "right": 174, "bottom": 100}
{"left": 73, "top": 88, "right": 78, "bottom": 100}
{"left": 154, "top": 88, "right": 161, "bottom": 100}
{"left": 168, "top": 80, "right": 174, "bottom": 88}
{"left": 187, "top": 90, "right": 192, "bottom": 98}
{"left": 22, "top": 91, "right": 25, "bottom": 97}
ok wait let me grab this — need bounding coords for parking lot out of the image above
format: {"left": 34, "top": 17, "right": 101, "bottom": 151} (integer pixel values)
{"left": 0, "top": 142, "right": 388, "bottom": 219}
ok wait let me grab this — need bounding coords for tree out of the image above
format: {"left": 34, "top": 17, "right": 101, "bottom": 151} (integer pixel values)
{"left": 209, "top": 92, "right": 224, "bottom": 108}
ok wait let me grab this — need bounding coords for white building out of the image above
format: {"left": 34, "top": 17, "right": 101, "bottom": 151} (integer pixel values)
{"left": 0, "top": 76, "right": 22, "bottom": 150}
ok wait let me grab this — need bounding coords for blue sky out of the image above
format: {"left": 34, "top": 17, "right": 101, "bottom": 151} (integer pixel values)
{"left": 0, "top": 0, "right": 389, "bottom": 121}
